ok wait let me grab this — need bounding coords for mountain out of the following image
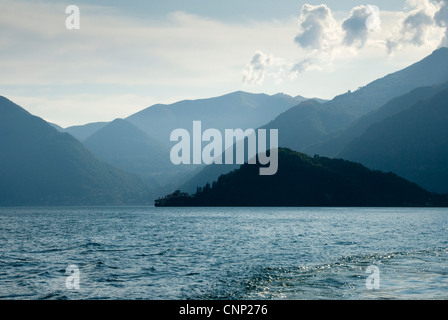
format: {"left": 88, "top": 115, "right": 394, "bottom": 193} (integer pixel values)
{"left": 339, "top": 89, "right": 448, "bottom": 193}
{"left": 0, "top": 96, "right": 154, "bottom": 206}
{"left": 328, "top": 47, "right": 448, "bottom": 118}
{"left": 65, "top": 122, "right": 108, "bottom": 141}
{"left": 305, "top": 81, "right": 448, "bottom": 157}
{"left": 82, "top": 91, "right": 306, "bottom": 188}
{"left": 156, "top": 149, "right": 446, "bottom": 207}
{"left": 261, "top": 48, "right": 448, "bottom": 152}
{"left": 44, "top": 91, "right": 304, "bottom": 190}
{"left": 49, "top": 122, "right": 65, "bottom": 132}
{"left": 261, "top": 99, "right": 331, "bottom": 152}
{"left": 179, "top": 99, "right": 325, "bottom": 194}
{"left": 152, "top": 49, "right": 448, "bottom": 195}
{"left": 83, "top": 118, "right": 190, "bottom": 188}
{"left": 295, "top": 95, "right": 328, "bottom": 104}
{"left": 126, "top": 91, "right": 306, "bottom": 146}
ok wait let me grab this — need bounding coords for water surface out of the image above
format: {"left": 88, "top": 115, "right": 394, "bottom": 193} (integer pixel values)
{"left": 0, "top": 207, "right": 447, "bottom": 299}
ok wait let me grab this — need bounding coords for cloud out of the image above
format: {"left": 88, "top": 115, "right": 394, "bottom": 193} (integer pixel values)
{"left": 289, "top": 4, "right": 343, "bottom": 79}
{"left": 242, "top": 1, "right": 446, "bottom": 86}
{"left": 294, "top": 4, "right": 340, "bottom": 51}
{"left": 245, "top": 3, "right": 384, "bottom": 84}
{"left": 434, "top": 0, "right": 448, "bottom": 46}
{"left": 291, "top": 4, "right": 372, "bottom": 79}
{"left": 342, "top": 6, "right": 375, "bottom": 48}
{"left": 242, "top": 51, "right": 272, "bottom": 85}
{"left": 291, "top": 58, "right": 314, "bottom": 74}
{"left": 386, "top": 0, "right": 440, "bottom": 53}
{"left": 242, "top": 51, "right": 294, "bottom": 85}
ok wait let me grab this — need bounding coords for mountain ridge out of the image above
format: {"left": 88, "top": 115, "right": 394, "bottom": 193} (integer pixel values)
{"left": 339, "top": 88, "right": 448, "bottom": 193}
{"left": 305, "top": 81, "right": 448, "bottom": 157}
{"left": 0, "top": 96, "right": 154, "bottom": 206}
{"left": 260, "top": 47, "right": 448, "bottom": 153}
{"left": 126, "top": 91, "right": 307, "bottom": 146}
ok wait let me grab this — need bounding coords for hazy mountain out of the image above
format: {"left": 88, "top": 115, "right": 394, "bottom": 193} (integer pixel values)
{"left": 180, "top": 99, "right": 328, "bottom": 193}
{"left": 179, "top": 49, "right": 448, "bottom": 194}
{"left": 261, "top": 99, "right": 331, "bottom": 152}
{"left": 339, "top": 89, "right": 448, "bottom": 193}
{"left": 295, "top": 95, "right": 328, "bottom": 104}
{"left": 158, "top": 149, "right": 445, "bottom": 207}
{"left": 305, "top": 81, "right": 448, "bottom": 157}
{"left": 0, "top": 96, "right": 154, "bottom": 206}
{"left": 328, "top": 47, "right": 448, "bottom": 118}
{"left": 76, "top": 91, "right": 305, "bottom": 188}
{"left": 47, "top": 91, "right": 303, "bottom": 190}
{"left": 49, "top": 122, "right": 64, "bottom": 132}
{"left": 83, "top": 118, "right": 188, "bottom": 188}
{"left": 126, "top": 91, "right": 306, "bottom": 146}
{"left": 65, "top": 122, "right": 109, "bottom": 141}
{"left": 260, "top": 48, "right": 448, "bottom": 153}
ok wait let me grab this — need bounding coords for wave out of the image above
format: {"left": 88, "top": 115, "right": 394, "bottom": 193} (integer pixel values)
{"left": 194, "top": 246, "right": 448, "bottom": 300}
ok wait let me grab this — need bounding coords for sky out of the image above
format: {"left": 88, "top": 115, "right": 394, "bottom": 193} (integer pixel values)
{"left": 1, "top": 0, "right": 448, "bottom": 127}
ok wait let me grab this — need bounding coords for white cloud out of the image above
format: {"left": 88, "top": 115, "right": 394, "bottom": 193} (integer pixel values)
{"left": 342, "top": 6, "right": 372, "bottom": 48}
{"left": 435, "top": 0, "right": 448, "bottom": 46}
{"left": 242, "top": 51, "right": 294, "bottom": 85}
{"left": 291, "top": 58, "right": 314, "bottom": 74}
{"left": 245, "top": 1, "right": 448, "bottom": 86}
{"left": 247, "top": 4, "right": 387, "bottom": 83}
{"left": 386, "top": 0, "right": 444, "bottom": 53}
{"left": 290, "top": 4, "right": 370, "bottom": 79}
{"left": 243, "top": 4, "right": 345, "bottom": 84}
{"left": 242, "top": 51, "right": 272, "bottom": 85}
{"left": 294, "top": 4, "right": 341, "bottom": 51}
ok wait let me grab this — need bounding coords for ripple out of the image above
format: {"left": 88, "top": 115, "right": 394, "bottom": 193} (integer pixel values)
{"left": 2, "top": 207, "right": 448, "bottom": 300}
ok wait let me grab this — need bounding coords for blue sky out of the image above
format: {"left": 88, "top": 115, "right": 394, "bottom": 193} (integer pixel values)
{"left": 1, "top": 0, "right": 447, "bottom": 126}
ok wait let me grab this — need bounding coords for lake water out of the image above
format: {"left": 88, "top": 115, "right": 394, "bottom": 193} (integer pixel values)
{"left": 1, "top": 207, "right": 448, "bottom": 300}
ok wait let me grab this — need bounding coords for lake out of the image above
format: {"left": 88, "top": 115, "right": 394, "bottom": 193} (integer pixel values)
{"left": 1, "top": 207, "right": 447, "bottom": 300}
